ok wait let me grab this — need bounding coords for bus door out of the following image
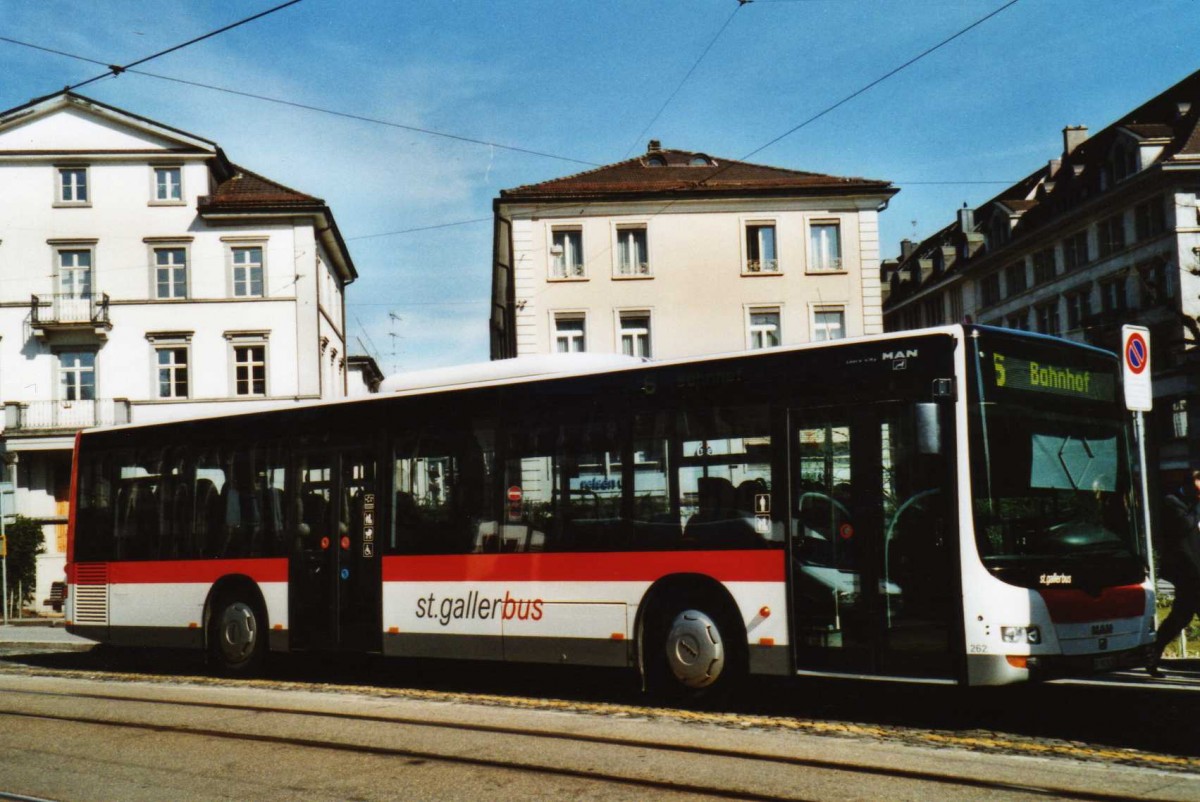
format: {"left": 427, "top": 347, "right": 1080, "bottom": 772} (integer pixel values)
{"left": 789, "top": 400, "right": 958, "bottom": 679}
{"left": 289, "top": 447, "right": 381, "bottom": 652}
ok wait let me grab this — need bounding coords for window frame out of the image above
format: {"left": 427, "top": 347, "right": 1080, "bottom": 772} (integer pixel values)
{"left": 548, "top": 224, "right": 586, "bottom": 280}
{"left": 148, "top": 241, "right": 191, "bottom": 300}
{"left": 55, "top": 165, "right": 90, "bottom": 206}
{"left": 807, "top": 219, "right": 844, "bottom": 273}
{"left": 742, "top": 218, "right": 780, "bottom": 275}
{"left": 225, "top": 240, "right": 267, "bottom": 298}
{"left": 612, "top": 222, "right": 651, "bottom": 278}
{"left": 616, "top": 309, "right": 653, "bottom": 358}
{"left": 551, "top": 311, "right": 587, "bottom": 353}
{"left": 225, "top": 331, "right": 270, "bottom": 397}
{"left": 810, "top": 304, "right": 846, "bottom": 342}
{"left": 55, "top": 348, "right": 97, "bottom": 401}
{"left": 745, "top": 304, "right": 782, "bottom": 350}
{"left": 150, "top": 165, "right": 185, "bottom": 205}
{"left": 146, "top": 332, "right": 193, "bottom": 400}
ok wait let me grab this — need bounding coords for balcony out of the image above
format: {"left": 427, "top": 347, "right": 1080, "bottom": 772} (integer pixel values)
{"left": 4, "top": 399, "right": 131, "bottom": 434}
{"left": 31, "top": 293, "right": 112, "bottom": 340}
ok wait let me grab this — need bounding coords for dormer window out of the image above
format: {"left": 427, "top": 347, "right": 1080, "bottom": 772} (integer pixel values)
{"left": 1110, "top": 139, "right": 1139, "bottom": 183}
{"left": 689, "top": 155, "right": 712, "bottom": 166}
{"left": 646, "top": 155, "right": 667, "bottom": 167}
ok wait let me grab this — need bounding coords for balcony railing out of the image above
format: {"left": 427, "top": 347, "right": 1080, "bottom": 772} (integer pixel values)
{"left": 4, "top": 398, "right": 131, "bottom": 432}
{"left": 31, "top": 293, "right": 111, "bottom": 339}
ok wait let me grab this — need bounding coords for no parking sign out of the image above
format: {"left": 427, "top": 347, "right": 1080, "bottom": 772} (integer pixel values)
{"left": 1121, "top": 325, "right": 1152, "bottom": 412}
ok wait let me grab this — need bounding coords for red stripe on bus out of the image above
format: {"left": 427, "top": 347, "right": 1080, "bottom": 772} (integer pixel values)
{"left": 381, "top": 550, "right": 785, "bottom": 583}
{"left": 67, "top": 431, "right": 82, "bottom": 565}
{"left": 1039, "top": 585, "right": 1147, "bottom": 623}
{"left": 83, "top": 559, "right": 290, "bottom": 585}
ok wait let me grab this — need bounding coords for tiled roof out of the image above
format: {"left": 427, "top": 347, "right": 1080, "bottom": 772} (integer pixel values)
{"left": 500, "top": 146, "right": 893, "bottom": 200}
{"left": 198, "top": 164, "right": 323, "bottom": 210}
{"left": 1122, "top": 123, "right": 1175, "bottom": 139}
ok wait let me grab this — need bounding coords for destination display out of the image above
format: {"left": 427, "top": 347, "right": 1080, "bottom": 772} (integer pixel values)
{"left": 990, "top": 352, "right": 1115, "bottom": 402}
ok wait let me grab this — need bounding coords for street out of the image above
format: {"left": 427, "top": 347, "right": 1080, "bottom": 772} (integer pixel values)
{"left": 0, "top": 628, "right": 1198, "bottom": 801}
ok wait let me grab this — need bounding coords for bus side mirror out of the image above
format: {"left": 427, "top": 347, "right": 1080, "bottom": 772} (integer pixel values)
{"left": 915, "top": 403, "right": 943, "bottom": 456}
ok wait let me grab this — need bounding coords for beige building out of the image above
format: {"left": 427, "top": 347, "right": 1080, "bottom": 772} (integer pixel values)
{"left": 882, "top": 69, "right": 1200, "bottom": 484}
{"left": 490, "top": 141, "right": 897, "bottom": 360}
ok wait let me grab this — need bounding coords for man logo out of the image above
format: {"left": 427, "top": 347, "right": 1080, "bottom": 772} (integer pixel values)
{"left": 1091, "top": 623, "right": 1114, "bottom": 636}
{"left": 882, "top": 349, "right": 919, "bottom": 360}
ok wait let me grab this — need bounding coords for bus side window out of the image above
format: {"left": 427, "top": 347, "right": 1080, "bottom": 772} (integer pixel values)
{"left": 501, "top": 422, "right": 556, "bottom": 552}
{"left": 632, "top": 412, "right": 678, "bottom": 550}
{"left": 75, "top": 453, "right": 114, "bottom": 561}
{"left": 193, "top": 451, "right": 226, "bottom": 558}
{"left": 393, "top": 430, "right": 488, "bottom": 556}
{"left": 559, "top": 416, "right": 626, "bottom": 552}
{"left": 677, "top": 405, "right": 774, "bottom": 550}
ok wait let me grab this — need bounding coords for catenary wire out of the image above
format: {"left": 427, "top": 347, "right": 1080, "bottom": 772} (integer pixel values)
{"left": 622, "top": 1, "right": 745, "bottom": 159}
{"left": 65, "top": 0, "right": 306, "bottom": 92}
{"left": 738, "top": 0, "right": 1021, "bottom": 161}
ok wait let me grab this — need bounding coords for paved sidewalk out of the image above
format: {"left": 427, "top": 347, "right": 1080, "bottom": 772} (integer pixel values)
{"left": 0, "top": 622, "right": 95, "bottom": 645}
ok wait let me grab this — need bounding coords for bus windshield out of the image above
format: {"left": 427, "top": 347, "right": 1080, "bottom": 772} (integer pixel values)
{"left": 967, "top": 331, "right": 1144, "bottom": 584}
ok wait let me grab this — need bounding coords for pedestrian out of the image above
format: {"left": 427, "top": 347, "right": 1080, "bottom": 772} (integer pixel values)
{"left": 1149, "top": 469, "right": 1200, "bottom": 677}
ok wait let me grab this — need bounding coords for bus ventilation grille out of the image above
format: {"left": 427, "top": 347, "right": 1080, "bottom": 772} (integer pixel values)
{"left": 72, "top": 563, "right": 108, "bottom": 625}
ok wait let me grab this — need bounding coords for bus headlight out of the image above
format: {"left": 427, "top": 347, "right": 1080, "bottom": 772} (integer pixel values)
{"left": 1001, "top": 626, "right": 1041, "bottom": 644}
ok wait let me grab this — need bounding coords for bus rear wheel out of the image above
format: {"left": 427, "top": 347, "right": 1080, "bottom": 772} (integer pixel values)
{"left": 209, "top": 594, "right": 266, "bottom": 675}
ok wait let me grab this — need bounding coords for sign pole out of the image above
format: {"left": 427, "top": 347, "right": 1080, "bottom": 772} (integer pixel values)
{"left": 1121, "top": 325, "right": 1155, "bottom": 589}
{"left": 1, "top": 512, "right": 7, "bottom": 626}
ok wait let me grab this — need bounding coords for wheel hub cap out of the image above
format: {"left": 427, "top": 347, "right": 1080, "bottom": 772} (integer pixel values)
{"left": 665, "top": 609, "right": 724, "bottom": 688}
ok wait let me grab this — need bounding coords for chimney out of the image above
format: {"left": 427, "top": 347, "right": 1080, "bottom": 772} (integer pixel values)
{"left": 900, "top": 239, "right": 916, "bottom": 260}
{"left": 647, "top": 139, "right": 662, "bottom": 153}
{"left": 1062, "top": 125, "right": 1088, "bottom": 156}
{"left": 957, "top": 203, "right": 975, "bottom": 233}
{"left": 1047, "top": 158, "right": 1061, "bottom": 178}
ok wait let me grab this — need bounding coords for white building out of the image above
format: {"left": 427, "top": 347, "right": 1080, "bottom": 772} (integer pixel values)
{"left": 490, "top": 141, "right": 897, "bottom": 360}
{"left": 0, "top": 92, "right": 357, "bottom": 608}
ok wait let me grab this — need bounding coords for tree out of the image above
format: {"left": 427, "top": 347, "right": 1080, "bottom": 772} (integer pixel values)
{"left": 4, "top": 516, "right": 44, "bottom": 613}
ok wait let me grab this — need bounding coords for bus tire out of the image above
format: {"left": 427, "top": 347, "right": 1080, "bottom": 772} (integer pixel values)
{"left": 646, "top": 596, "right": 744, "bottom": 701}
{"left": 209, "top": 593, "right": 266, "bottom": 676}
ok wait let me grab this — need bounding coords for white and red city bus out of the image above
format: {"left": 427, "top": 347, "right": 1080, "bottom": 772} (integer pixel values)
{"left": 65, "top": 325, "right": 1157, "bottom": 693}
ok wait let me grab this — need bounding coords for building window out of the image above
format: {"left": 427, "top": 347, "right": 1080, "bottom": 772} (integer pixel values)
{"left": 619, "top": 312, "right": 651, "bottom": 358}
{"left": 1006, "top": 311, "right": 1028, "bottom": 331}
{"left": 809, "top": 222, "right": 842, "bottom": 271}
{"left": 812, "top": 307, "right": 845, "bottom": 341}
{"left": 1004, "top": 262, "right": 1027, "bottom": 295}
{"left": 615, "top": 226, "right": 649, "bottom": 276}
{"left": 1170, "top": 399, "right": 1189, "bottom": 440}
{"left": 58, "top": 249, "right": 93, "bottom": 298}
{"left": 948, "top": 285, "right": 964, "bottom": 324}
{"left": 232, "top": 246, "right": 264, "bottom": 297}
{"left": 748, "top": 308, "right": 780, "bottom": 349}
{"left": 1065, "top": 288, "right": 1091, "bottom": 331}
{"left": 980, "top": 272, "right": 1001, "bottom": 307}
{"left": 233, "top": 344, "right": 267, "bottom": 396}
{"left": 1035, "top": 301, "right": 1060, "bottom": 336}
{"left": 1099, "top": 275, "right": 1128, "bottom": 313}
{"left": 1062, "top": 231, "right": 1089, "bottom": 272}
{"left": 1097, "top": 214, "right": 1125, "bottom": 257}
{"left": 551, "top": 227, "right": 584, "bottom": 278}
{"left": 922, "top": 295, "right": 945, "bottom": 326}
{"left": 154, "top": 247, "right": 188, "bottom": 299}
{"left": 745, "top": 223, "right": 778, "bottom": 273}
{"left": 57, "top": 167, "right": 88, "bottom": 204}
{"left": 154, "top": 167, "right": 182, "bottom": 202}
{"left": 1134, "top": 197, "right": 1166, "bottom": 241}
{"left": 58, "top": 351, "right": 95, "bottom": 401}
{"left": 553, "top": 314, "right": 586, "bottom": 353}
{"left": 1138, "top": 259, "right": 1173, "bottom": 305}
{"left": 1032, "top": 248, "right": 1056, "bottom": 284}
{"left": 156, "top": 347, "right": 189, "bottom": 398}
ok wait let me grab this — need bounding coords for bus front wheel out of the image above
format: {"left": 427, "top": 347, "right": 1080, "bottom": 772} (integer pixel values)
{"left": 209, "top": 594, "right": 266, "bottom": 675}
{"left": 646, "top": 598, "right": 743, "bottom": 700}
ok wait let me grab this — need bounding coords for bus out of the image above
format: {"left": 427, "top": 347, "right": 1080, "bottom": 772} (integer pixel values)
{"left": 65, "top": 325, "right": 1157, "bottom": 693}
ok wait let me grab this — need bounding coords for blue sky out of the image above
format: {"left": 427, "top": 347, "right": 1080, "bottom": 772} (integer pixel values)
{"left": 3, "top": 0, "right": 1199, "bottom": 373}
